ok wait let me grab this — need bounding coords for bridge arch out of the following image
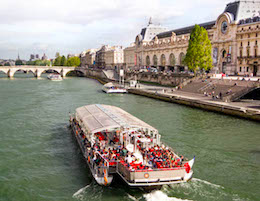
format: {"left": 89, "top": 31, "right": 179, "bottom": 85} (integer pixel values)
{"left": 63, "top": 69, "right": 85, "bottom": 77}
{"left": 12, "top": 69, "right": 37, "bottom": 78}
{"left": 0, "top": 69, "right": 8, "bottom": 77}
{"left": 40, "top": 69, "right": 61, "bottom": 78}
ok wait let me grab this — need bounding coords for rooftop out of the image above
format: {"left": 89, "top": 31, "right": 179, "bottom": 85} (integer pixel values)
{"left": 75, "top": 104, "right": 158, "bottom": 134}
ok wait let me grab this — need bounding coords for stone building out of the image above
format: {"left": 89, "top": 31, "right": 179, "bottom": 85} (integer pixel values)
{"left": 105, "top": 46, "right": 124, "bottom": 70}
{"left": 95, "top": 45, "right": 111, "bottom": 68}
{"left": 124, "top": 43, "right": 136, "bottom": 70}
{"left": 80, "top": 49, "right": 98, "bottom": 67}
{"left": 131, "top": 0, "right": 260, "bottom": 76}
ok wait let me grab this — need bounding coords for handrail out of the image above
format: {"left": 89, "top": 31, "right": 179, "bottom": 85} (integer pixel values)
{"left": 118, "top": 161, "right": 185, "bottom": 173}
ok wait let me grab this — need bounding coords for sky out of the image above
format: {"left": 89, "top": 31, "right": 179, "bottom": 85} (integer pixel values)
{"left": 0, "top": 0, "right": 231, "bottom": 60}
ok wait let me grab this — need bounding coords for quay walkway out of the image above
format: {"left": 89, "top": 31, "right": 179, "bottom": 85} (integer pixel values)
{"left": 128, "top": 84, "right": 260, "bottom": 122}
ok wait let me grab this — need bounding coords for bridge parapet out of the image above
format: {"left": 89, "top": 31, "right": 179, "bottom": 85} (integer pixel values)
{"left": 0, "top": 65, "right": 83, "bottom": 78}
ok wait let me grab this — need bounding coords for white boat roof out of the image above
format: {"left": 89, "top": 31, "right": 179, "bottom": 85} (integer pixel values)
{"left": 75, "top": 104, "right": 158, "bottom": 134}
{"left": 104, "top": 82, "right": 115, "bottom": 87}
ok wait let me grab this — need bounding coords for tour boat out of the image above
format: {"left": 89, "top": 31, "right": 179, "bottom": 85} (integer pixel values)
{"left": 69, "top": 104, "right": 194, "bottom": 188}
{"left": 47, "top": 74, "right": 62, "bottom": 81}
{"left": 102, "top": 82, "right": 127, "bottom": 93}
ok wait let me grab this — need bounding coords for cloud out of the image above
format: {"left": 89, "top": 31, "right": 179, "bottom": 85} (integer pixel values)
{"left": 0, "top": 0, "right": 231, "bottom": 59}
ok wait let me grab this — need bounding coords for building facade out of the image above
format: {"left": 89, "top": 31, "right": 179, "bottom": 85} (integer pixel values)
{"left": 95, "top": 45, "right": 111, "bottom": 68}
{"left": 132, "top": 1, "right": 260, "bottom": 76}
{"left": 105, "top": 46, "right": 124, "bottom": 70}
{"left": 124, "top": 43, "right": 136, "bottom": 70}
{"left": 80, "top": 49, "right": 98, "bottom": 67}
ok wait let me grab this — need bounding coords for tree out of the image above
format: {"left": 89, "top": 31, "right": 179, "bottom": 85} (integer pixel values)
{"left": 184, "top": 24, "right": 212, "bottom": 74}
{"left": 54, "top": 56, "right": 61, "bottom": 66}
{"left": 60, "top": 55, "right": 67, "bottom": 66}
{"left": 15, "top": 59, "right": 23, "bottom": 65}
{"left": 66, "top": 57, "right": 80, "bottom": 67}
{"left": 55, "top": 52, "right": 60, "bottom": 58}
{"left": 4, "top": 62, "right": 10, "bottom": 66}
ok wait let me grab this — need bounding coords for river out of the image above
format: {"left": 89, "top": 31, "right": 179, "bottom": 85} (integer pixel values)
{"left": 0, "top": 73, "right": 259, "bottom": 201}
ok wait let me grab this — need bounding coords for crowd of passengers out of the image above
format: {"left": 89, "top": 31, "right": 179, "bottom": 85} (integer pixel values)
{"left": 91, "top": 132, "right": 184, "bottom": 170}
{"left": 72, "top": 118, "right": 184, "bottom": 171}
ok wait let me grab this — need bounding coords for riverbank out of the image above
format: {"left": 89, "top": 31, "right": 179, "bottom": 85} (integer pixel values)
{"left": 85, "top": 75, "right": 260, "bottom": 122}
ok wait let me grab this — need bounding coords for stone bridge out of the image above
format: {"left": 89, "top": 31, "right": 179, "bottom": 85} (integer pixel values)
{"left": 0, "top": 65, "right": 86, "bottom": 78}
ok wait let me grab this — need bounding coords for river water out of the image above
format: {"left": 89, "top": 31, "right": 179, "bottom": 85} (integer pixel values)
{"left": 0, "top": 73, "right": 259, "bottom": 201}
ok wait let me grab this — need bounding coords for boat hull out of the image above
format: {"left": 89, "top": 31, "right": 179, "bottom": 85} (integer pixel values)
{"left": 102, "top": 88, "right": 127, "bottom": 94}
{"left": 70, "top": 119, "right": 113, "bottom": 186}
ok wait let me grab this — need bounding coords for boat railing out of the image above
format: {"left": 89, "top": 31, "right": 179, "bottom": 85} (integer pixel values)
{"left": 117, "top": 162, "right": 186, "bottom": 183}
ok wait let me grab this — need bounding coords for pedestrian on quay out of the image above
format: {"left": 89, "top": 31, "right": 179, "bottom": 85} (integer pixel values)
{"left": 219, "top": 92, "right": 222, "bottom": 100}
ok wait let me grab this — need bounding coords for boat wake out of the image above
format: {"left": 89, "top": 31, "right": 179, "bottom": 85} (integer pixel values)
{"left": 192, "top": 178, "right": 224, "bottom": 189}
{"left": 143, "top": 190, "right": 193, "bottom": 201}
{"left": 72, "top": 184, "right": 91, "bottom": 200}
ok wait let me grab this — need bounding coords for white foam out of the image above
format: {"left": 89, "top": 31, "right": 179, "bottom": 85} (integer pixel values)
{"left": 72, "top": 185, "right": 90, "bottom": 200}
{"left": 127, "top": 193, "right": 139, "bottom": 201}
{"left": 192, "top": 178, "right": 224, "bottom": 189}
{"left": 144, "top": 190, "right": 193, "bottom": 201}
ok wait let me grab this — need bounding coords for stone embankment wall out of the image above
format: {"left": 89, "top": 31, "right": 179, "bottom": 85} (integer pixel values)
{"left": 124, "top": 72, "right": 193, "bottom": 86}
{"left": 128, "top": 88, "right": 260, "bottom": 122}
{"left": 80, "top": 69, "right": 260, "bottom": 122}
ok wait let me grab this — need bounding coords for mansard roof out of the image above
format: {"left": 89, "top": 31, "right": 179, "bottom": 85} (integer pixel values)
{"left": 225, "top": 1, "right": 260, "bottom": 22}
{"left": 156, "top": 21, "right": 216, "bottom": 39}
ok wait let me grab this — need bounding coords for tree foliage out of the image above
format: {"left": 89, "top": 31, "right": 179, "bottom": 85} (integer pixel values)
{"left": 66, "top": 57, "right": 80, "bottom": 67}
{"left": 60, "top": 55, "right": 67, "bottom": 66}
{"left": 15, "top": 59, "right": 23, "bottom": 65}
{"left": 54, "top": 56, "right": 61, "bottom": 66}
{"left": 55, "top": 52, "right": 60, "bottom": 58}
{"left": 26, "top": 60, "right": 50, "bottom": 66}
{"left": 184, "top": 24, "right": 212, "bottom": 73}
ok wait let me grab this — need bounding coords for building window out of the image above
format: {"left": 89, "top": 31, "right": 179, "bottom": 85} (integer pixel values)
{"left": 222, "top": 50, "right": 226, "bottom": 58}
{"left": 247, "top": 67, "right": 249, "bottom": 72}
{"left": 257, "top": 33, "right": 258, "bottom": 37}
{"left": 255, "top": 49, "right": 258, "bottom": 57}
{"left": 256, "top": 40, "right": 258, "bottom": 46}
{"left": 241, "top": 42, "right": 243, "bottom": 47}
{"left": 248, "top": 34, "right": 250, "bottom": 38}
{"left": 241, "top": 35, "right": 243, "bottom": 39}
{"left": 240, "top": 50, "right": 243, "bottom": 57}
{"left": 240, "top": 67, "right": 242, "bottom": 72}
{"left": 247, "top": 49, "right": 250, "bottom": 57}
{"left": 248, "top": 41, "right": 250, "bottom": 46}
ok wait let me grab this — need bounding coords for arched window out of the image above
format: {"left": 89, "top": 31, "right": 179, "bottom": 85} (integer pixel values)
{"left": 146, "top": 56, "right": 150, "bottom": 66}
{"left": 169, "top": 53, "right": 176, "bottom": 66}
{"left": 160, "top": 54, "right": 166, "bottom": 66}
{"left": 222, "top": 50, "right": 226, "bottom": 58}
{"left": 153, "top": 55, "right": 158, "bottom": 66}
{"left": 179, "top": 52, "right": 185, "bottom": 66}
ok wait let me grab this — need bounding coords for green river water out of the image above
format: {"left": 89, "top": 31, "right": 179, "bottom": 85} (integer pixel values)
{"left": 0, "top": 73, "right": 259, "bottom": 201}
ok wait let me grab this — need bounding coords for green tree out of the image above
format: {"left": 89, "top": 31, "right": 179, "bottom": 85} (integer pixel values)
{"left": 15, "top": 59, "right": 23, "bottom": 65}
{"left": 60, "top": 55, "right": 67, "bottom": 66}
{"left": 66, "top": 57, "right": 80, "bottom": 67}
{"left": 55, "top": 52, "right": 60, "bottom": 58}
{"left": 4, "top": 62, "right": 10, "bottom": 66}
{"left": 54, "top": 56, "right": 61, "bottom": 66}
{"left": 184, "top": 24, "right": 212, "bottom": 74}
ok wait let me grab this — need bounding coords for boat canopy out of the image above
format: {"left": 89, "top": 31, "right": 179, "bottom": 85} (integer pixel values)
{"left": 103, "top": 82, "right": 115, "bottom": 88}
{"left": 75, "top": 104, "right": 158, "bottom": 134}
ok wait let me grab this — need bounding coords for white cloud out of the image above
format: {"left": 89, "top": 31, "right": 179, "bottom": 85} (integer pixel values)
{"left": 0, "top": 0, "right": 231, "bottom": 59}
